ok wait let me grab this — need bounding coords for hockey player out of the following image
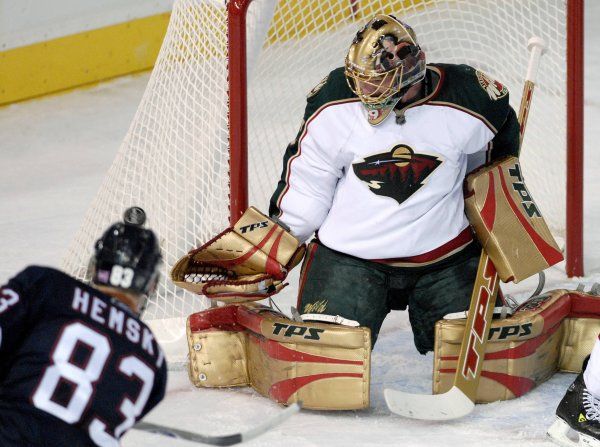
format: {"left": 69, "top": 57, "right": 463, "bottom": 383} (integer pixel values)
{"left": 170, "top": 14, "right": 570, "bottom": 412}
{"left": 268, "top": 14, "right": 521, "bottom": 353}
{"left": 548, "top": 342, "right": 600, "bottom": 446}
{"left": 0, "top": 207, "right": 166, "bottom": 446}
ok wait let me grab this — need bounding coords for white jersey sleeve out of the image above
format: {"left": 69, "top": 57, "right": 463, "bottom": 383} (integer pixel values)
{"left": 269, "top": 69, "right": 359, "bottom": 243}
{"left": 274, "top": 106, "right": 352, "bottom": 242}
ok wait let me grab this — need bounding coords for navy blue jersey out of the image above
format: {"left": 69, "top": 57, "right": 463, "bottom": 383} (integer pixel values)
{"left": 0, "top": 266, "right": 167, "bottom": 446}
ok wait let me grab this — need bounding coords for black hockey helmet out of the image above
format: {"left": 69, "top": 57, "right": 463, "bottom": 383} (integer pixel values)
{"left": 90, "top": 207, "right": 162, "bottom": 298}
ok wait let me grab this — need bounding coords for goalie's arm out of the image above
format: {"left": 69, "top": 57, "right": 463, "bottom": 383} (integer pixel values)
{"left": 488, "top": 106, "right": 520, "bottom": 161}
{"left": 445, "top": 65, "right": 519, "bottom": 161}
{"left": 269, "top": 70, "right": 354, "bottom": 243}
{"left": 269, "top": 121, "right": 344, "bottom": 242}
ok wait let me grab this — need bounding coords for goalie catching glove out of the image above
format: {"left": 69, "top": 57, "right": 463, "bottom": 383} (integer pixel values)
{"left": 171, "top": 207, "right": 305, "bottom": 303}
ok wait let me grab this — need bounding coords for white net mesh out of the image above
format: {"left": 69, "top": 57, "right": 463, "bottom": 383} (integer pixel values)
{"left": 62, "top": 0, "right": 568, "bottom": 364}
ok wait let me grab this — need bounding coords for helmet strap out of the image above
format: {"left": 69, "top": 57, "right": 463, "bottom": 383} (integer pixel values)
{"left": 394, "top": 70, "right": 430, "bottom": 125}
{"left": 397, "top": 68, "right": 429, "bottom": 104}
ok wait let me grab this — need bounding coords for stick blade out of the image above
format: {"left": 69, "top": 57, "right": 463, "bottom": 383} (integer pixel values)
{"left": 384, "top": 386, "right": 474, "bottom": 421}
{"left": 240, "top": 402, "right": 301, "bottom": 443}
{"left": 135, "top": 402, "right": 301, "bottom": 445}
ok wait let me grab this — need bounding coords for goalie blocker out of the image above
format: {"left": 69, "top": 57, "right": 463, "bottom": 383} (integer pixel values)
{"left": 464, "top": 155, "right": 563, "bottom": 283}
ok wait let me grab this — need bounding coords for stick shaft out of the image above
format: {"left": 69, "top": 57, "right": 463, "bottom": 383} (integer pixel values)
{"left": 452, "top": 252, "right": 499, "bottom": 397}
{"left": 452, "top": 37, "right": 545, "bottom": 402}
{"left": 517, "top": 80, "right": 535, "bottom": 148}
{"left": 134, "top": 402, "right": 301, "bottom": 445}
{"left": 518, "top": 38, "right": 546, "bottom": 151}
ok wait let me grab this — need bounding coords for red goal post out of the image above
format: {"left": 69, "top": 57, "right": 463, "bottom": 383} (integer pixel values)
{"left": 566, "top": 0, "right": 584, "bottom": 277}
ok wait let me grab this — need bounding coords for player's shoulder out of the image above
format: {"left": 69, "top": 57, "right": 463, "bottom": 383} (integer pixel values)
{"left": 14, "top": 265, "right": 63, "bottom": 280}
{"left": 429, "top": 63, "right": 511, "bottom": 132}
{"left": 304, "top": 67, "right": 358, "bottom": 116}
{"left": 1, "top": 266, "right": 87, "bottom": 315}
{"left": 7, "top": 265, "right": 80, "bottom": 291}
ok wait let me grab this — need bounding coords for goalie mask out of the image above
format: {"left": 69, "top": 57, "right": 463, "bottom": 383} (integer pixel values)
{"left": 89, "top": 207, "right": 162, "bottom": 308}
{"left": 345, "top": 14, "right": 426, "bottom": 125}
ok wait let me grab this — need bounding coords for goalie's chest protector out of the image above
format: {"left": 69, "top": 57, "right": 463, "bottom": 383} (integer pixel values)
{"left": 295, "top": 64, "right": 509, "bottom": 260}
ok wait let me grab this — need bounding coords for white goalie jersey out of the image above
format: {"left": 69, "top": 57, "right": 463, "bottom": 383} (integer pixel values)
{"left": 269, "top": 64, "right": 520, "bottom": 264}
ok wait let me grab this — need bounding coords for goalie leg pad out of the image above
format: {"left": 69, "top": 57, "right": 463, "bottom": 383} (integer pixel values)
{"left": 434, "top": 290, "right": 600, "bottom": 403}
{"left": 187, "top": 307, "right": 249, "bottom": 387}
{"left": 187, "top": 304, "right": 371, "bottom": 410}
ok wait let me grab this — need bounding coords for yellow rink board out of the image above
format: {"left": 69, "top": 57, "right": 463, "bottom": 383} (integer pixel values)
{"left": 0, "top": 14, "right": 171, "bottom": 105}
{"left": 0, "top": 0, "right": 428, "bottom": 105}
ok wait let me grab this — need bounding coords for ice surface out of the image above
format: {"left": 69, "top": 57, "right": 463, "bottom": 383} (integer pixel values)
{"left": 0, "top": 2, "right": 599, "bottom": 445}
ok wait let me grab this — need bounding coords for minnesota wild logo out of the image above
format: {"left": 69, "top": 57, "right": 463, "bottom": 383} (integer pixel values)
{"left": 352, "top": 144, "right": 442, "bottom": 205}
{"left": 476, "top": 70, "right": 508, "bottom": 101}
{"left": 307, "top": 75, "right": 329, "bottom": 99}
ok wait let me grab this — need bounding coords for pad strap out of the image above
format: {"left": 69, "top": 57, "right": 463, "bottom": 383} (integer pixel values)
{"left": 301, "top": 313, "right": 360, "bottom": 327}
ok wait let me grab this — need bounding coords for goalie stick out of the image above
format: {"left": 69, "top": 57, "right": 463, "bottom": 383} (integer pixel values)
{"left": 384, "top": 36, "right": 547, "bottom": 421}
{"left": 134, "top": 402, "right": 301, "bottom": 445}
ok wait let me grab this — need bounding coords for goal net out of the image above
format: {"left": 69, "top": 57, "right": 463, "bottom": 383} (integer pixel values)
{"left": 62, "top": 0, "right": 571, "bottom": 365}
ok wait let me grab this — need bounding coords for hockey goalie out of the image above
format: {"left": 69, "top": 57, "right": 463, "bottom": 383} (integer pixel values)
{"left": 170, "top": 13, "right": 600, "bottom": 445}
{"left": 171, "top": 163, "right": 600, "bottom": 417}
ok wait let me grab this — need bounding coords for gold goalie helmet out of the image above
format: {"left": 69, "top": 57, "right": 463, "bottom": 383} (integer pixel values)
{"left": 345, "top": 14, "right": 426, "bottom": 125}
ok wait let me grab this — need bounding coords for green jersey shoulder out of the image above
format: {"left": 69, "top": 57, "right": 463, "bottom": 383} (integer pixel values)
{"left": 303, "top": 67, "right": 358, "bottom": 121}
{"left": 429, "top": 63, "right": 511, "bottom": 133}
